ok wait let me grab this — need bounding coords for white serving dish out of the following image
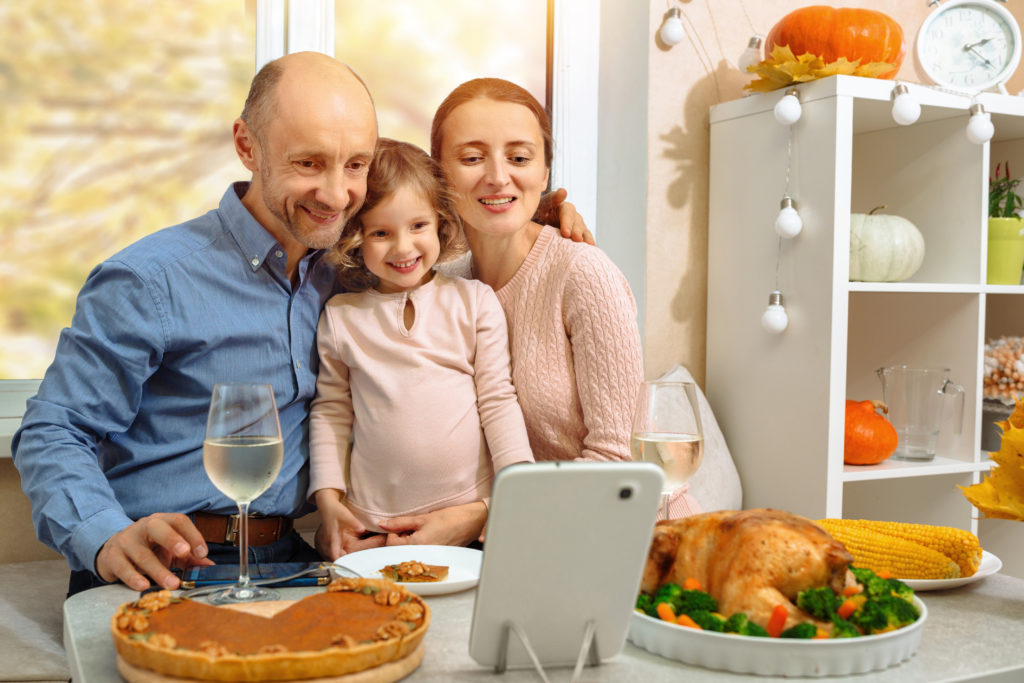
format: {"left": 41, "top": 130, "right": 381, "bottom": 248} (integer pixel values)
{"left": 627, "top": 596, "right": 926, "bottom": 677}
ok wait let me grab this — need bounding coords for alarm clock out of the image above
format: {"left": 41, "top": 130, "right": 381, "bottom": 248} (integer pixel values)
{"left": 916, "top": 0, "right": 1022, "bottom": 93}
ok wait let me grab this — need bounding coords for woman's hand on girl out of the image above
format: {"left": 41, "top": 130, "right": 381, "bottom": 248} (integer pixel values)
{"left": 379, "top": 501, "right": 487, "bottom": 547}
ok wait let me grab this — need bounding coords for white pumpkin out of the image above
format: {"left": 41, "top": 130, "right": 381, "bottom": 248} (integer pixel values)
{"left": 849, "top": 207, "right": 925, "bottom": 282}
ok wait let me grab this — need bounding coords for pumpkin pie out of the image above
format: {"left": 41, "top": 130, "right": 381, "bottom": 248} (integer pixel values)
{"left": 111, "top": 577, "right": 429, "bottom": 681}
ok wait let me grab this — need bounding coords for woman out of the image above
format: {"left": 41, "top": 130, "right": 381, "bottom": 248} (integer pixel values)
{"left": 377, "top": 79, "right": 700, "bottom": 547}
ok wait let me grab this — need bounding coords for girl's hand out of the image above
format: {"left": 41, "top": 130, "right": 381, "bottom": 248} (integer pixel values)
{"left": 380, "top": 501, "right": 487, "bottom": 548}
{"left": 313, "top": 489, "right": 377, "bottom": 559}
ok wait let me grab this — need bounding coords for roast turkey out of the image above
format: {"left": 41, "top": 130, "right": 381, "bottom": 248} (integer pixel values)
{"left": 640, "top": 508, "right": 855, "bottom": 631}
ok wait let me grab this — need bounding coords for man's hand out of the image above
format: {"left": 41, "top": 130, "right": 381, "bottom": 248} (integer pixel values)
{"left": 96, "top": 513, "right": 212, "bottom": 591}
{"left": 534, "top": 188, "right": 594, "bottom": 245}
{"left": 378, "top": 501, "right": 487, "bottom": 548}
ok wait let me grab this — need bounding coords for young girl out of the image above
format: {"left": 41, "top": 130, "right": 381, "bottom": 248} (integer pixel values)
{"left": 308, "top": 138, "right": 533, "bottom": 560}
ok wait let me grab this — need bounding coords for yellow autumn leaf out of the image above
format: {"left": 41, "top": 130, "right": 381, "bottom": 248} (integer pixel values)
{"left": 959, "top": 398, "right": 1024, "bottom": 520}
{"left": 745, "top": 45, "right": 897, "bottom": 92}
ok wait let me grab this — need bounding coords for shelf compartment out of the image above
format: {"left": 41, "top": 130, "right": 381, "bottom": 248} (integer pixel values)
{"left": 843, "top": 455, "right": 990, "bottom": 482}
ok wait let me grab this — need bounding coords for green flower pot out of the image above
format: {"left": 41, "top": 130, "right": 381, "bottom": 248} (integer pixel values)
{"left": 987, "top": 217, "right": 1024, "bottom": 285}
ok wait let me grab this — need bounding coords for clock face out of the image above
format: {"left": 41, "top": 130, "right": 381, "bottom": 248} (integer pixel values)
{"left": 917, "top": 0, "right": 1022, "bottom": 90}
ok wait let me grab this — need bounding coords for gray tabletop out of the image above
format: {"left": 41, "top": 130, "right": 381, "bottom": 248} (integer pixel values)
{"left": 65, "top": 573, "right": 1024, "bottom": 682}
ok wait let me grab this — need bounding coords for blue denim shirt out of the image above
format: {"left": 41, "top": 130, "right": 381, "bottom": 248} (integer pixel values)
{"left": 12, "top": 183, "right": 340, "bottom": 572}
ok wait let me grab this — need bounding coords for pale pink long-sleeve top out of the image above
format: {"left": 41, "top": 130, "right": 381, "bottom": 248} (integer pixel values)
{"left": 448, "top": 226, "right": 701, "bottom": 518}
{"left": 308, "top": 273, "right": 533, "bottom": 532}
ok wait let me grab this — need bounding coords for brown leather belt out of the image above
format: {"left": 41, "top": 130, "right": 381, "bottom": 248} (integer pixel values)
{"left": 192, "top": 512, "right": 293, "bottom": 547}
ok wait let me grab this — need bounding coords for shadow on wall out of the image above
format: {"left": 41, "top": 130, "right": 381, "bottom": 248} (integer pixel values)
{"left": 658, "top": 59, "right": 746, "bottom": 342}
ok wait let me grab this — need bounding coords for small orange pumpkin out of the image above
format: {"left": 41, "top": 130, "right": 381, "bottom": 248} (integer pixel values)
{"left": 844, "top": 399, "right": 898, "bottom": 465}
{"left": 765, "top": 5, "right": 905, "bottom": 79}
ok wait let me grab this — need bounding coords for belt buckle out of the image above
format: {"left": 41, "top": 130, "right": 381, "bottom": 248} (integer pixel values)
{"left": 226, "top": 513, "right": 241, "bottom": 545}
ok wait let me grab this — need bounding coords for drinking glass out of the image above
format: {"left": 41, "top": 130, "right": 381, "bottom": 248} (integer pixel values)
{"left": 202, "top": 383, "right": 284, "bottom": 604}
{"left": 630, "top": 380, "right": 704, "bottom": 520}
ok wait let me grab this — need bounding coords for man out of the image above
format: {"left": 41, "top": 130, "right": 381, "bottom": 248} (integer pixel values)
{"left": 14, "top": 52, "right": 586, "bottom": 595}
{"left": 14, "top": 52, "right": 376, "bottom": 595}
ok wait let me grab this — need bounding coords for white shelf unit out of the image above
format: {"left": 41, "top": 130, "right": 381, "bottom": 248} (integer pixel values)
{"left": 706, "top": 76, "right": 1024, "bottom": 578}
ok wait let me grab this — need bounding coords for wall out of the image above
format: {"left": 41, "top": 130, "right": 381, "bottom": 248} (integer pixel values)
{"left": 644, "top": 0, "right": 1024, "bottom": 386}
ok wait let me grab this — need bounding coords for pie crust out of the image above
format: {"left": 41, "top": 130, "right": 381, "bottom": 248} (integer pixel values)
{"left": 110, "top": 577, "right": 430, "bottom": 682}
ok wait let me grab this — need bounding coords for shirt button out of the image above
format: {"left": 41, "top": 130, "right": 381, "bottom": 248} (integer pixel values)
{"left": 296, "top": 361, "right": 302, "bottom": 369}
{"left": 275, "top": 250, "right": 284, "bottom": 258}
{"left": 251, "top": 257, "right": 260, "bottom": 267}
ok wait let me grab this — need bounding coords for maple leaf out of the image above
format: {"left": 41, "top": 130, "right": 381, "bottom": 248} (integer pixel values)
{"left": 745, "top": 45, "right": 897, "bottom": 92}
{"left": 959, "top": 398, "right": 1024, "bottom": 521}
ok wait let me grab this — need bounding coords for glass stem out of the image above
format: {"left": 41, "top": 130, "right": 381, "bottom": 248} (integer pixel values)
{"left": 237, "top": 501, "right": 250, "bottom": 588}
{"left": 661, "top": 492, "right": 671, "bottom": 521}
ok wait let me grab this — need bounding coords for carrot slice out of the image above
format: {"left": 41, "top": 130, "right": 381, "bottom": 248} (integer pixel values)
{"left": 656, "top": 602, "right": 676, "bottom": 622}
{"left": 683, "top": 577, "right": 702, "bottom": 591}
{"left": 676, "top": 613, "right": 701, "bottom": 629}
{"left": 766, "top": 604, "right": 788, "bottom": 637}
{"left": 842, "top": 585, "right": 862, "bottom": 597}
{"left": 837, "top": 598, "right": 859, "bottom": 620}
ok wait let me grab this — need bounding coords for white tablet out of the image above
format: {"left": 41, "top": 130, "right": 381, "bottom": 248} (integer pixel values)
{"left": 468, "top": 461, "right": 663, "bottom": 672}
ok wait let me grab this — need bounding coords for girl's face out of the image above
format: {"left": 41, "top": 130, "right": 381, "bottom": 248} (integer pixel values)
{"left": 437, "top": 98, "right": 550, "bottom": 238}
{"left": 359, "top": 184, "right": 441, "bottom": 294}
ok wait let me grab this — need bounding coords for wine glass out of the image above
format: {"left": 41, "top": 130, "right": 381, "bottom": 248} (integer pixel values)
{"left": 202, "top": 383, "right": 284, "bottom": 604}
{"left": 630, "top": 380, "right": 704, "bottom": 521}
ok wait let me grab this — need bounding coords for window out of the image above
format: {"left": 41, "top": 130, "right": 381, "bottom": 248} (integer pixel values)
{"left": 0, "top": 1, "right": 255, "bottom": 379}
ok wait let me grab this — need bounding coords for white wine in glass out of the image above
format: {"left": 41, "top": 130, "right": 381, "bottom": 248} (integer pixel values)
{"left": 630, "top": 380, "right": 704, "bottom": 520}
{"left": 202, "top": 383, "right": 284, "bottom": 604}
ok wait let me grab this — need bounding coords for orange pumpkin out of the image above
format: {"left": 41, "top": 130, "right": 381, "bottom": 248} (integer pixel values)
{"left": 765, "top": 5, "right": 905, "bottom": 79}
{"left": 844, "top": 399, "right": 898, "bottom": 465}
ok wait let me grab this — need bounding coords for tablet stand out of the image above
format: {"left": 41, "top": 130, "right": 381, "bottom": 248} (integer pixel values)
{"left": 494, "top": 619, "right": 600, "bottom": 683}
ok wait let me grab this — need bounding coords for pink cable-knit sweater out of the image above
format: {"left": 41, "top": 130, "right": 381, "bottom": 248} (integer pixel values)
{"left": 308, "top": 273, "right": 533, "bottom": 532}
{"left": 456, "top": 226, "right": 702, "bottom": 517}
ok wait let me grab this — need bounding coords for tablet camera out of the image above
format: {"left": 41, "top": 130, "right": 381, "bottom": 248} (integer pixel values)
{"left": 619, "top": 486, "right": 633, "bottom": 499}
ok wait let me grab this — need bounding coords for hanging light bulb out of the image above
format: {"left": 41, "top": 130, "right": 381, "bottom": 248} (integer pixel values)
{"left": 773, "top": 88, "right": 801, "bottom": 125}
{"left": 737, "top": 34, "right": 763, "bottom": 72}
{"left": 658, "top": 7, "right": 685, "bottom": 47}
{"left": 890, "top": 83, "right": 921, "bottom": 126}
{"left": 775, "top": 195, "right": 803, "bottom": 238}
{"left": 761, "top": 291, "right": 789, "bottom": 334}
{"left": 966, "top": 103, "right": 995, "bottom": 144}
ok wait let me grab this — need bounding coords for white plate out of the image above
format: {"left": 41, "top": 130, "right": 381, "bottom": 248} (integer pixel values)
{"left": 901, "top": 550, "right": 1002, "bottom": 591}
{"left": 333, "top": 545, "right": 482, "bottom": 595}
{"left": 627, "top": 596, "right": 927, "bottom": 677}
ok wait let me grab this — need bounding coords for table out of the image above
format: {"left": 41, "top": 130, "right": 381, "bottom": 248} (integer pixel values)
{"left": 65, "top": 574, "right": 1024, "bottom": 682}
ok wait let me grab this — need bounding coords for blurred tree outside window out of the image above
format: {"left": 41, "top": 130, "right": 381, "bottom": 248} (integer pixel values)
{"left": 335, "top": 0, "right": 548, "bottom": 150}
{"left": 0, "top": 1, "right": 255, "bottom": 379}
{"left": 0, "top": 1, "right": 548, "bottom": 381}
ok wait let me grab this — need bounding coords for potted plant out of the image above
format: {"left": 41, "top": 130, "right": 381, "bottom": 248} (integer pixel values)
{"left": 987, "top": 162, "right": 1024, "bottom": 285}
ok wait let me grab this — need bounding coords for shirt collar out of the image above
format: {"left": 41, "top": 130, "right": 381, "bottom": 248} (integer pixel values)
{"left": 219, "top": 182, "right": 289, "bottom": 272}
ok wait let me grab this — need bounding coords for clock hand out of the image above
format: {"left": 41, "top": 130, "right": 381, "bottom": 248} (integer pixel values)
{"left": 963, "top": 37, "right": 993, "bottom": 51}
{"left": 967, "top": 45, "right": 995, "bottom": 68}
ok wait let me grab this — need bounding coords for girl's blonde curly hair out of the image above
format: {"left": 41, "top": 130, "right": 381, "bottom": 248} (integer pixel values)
{"left": 328, "top": 138, "right": 465, "bottom": 291}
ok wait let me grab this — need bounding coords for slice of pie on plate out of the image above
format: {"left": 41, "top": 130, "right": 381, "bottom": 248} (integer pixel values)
{"left": 111, "top": 577, "right": 429, "bottom": 681}
{"left": 380, "top": 561, "right": 449, "bottom": 583}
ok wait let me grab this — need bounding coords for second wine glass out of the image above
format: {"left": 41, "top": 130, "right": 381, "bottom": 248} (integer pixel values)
{"left": 630, "top": 380, "right": 704, "bottom": 520}
{"left": 202, "top": 382, "right": 284, "bottom": 604}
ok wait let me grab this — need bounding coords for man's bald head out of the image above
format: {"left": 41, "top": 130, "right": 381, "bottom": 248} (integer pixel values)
{"left": 240, "top": 51, "right": 375, "bottom": 148}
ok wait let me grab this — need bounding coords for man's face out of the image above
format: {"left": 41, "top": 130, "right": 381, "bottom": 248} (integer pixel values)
{"left": 242, "top": 75, "right": 378, "bottom": 252}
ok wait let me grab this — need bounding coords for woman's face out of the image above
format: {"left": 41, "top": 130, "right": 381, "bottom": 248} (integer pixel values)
{"left": 437, "top": 98, "right": 550, "bottom": 237}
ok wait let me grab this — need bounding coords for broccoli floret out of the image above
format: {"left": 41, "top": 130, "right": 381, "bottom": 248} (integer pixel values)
{"left": 677, "top": 589, "right": 718, "bottom": 614}
{"left": 688, "top": 610, "right": 726, "bottom": 632}
{"left": 849, "top": 594, "right": 919, "bottom": 634}
{"left": 830, "top": 616, "right": 861, "bottom": 638}
{"left": 780, "top": 622, "right": 819, "bottom": 639}
{"left": 796, "top": 586, "right": 842, "bottom": 620}
{"left": 723, "top": 612, "right": 769, "bottom": 637}
{"left": 636, "top": 593, "right": 654, "bottom": 616}
{"left": 652, "top": 583, "right": 719, "bottom": 622}
{"left": 883, "top": 577, "right": 914, "bottom": 601}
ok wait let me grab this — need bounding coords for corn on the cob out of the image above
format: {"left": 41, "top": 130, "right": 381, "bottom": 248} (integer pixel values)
{"left": 816, "top": 519, "right": 961, "bottom": 580}
{"left": 819, "top": 518, "right": 982, "bottom": 577}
